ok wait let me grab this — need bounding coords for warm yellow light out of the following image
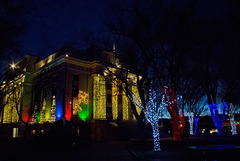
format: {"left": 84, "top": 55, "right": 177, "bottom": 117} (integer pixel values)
{"left": 122, "top": 84, "right": 129, "bottom": 120}
{"left": 10, "top": 63, "right": 16, "bottom": 69}
{"left": 73, "top": 91, "right": 88, "bottom": 115}
{"left": 112, "top": 81, "right": 118, "bottom": 120}
{"left": 93, "top": 75, "right": 106, "bottom": 119}
{"left": 65, "top": 54, "right": 69, "bottom": 57}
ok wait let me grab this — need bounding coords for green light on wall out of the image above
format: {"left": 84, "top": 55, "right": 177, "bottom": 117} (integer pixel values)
{"left": 78, "top": 104, "right": 89, "bottom": 121}
{"left": 37, "top": 111, "right": 40, "bottom": 122}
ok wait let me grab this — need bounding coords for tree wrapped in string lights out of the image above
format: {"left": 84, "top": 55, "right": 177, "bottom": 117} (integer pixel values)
{"left": 209, "top": 102, "right": 227, "bottom": 135}
{"left": 229, "top": 103, "right": 237, "bottom": 135}
{"left": 162, "top": 84, "right": 181, "bottom": 141}
{"left": 128, "top": 90, "right": 164, "bottom": 151}
{"left": 188, "top": 112, "right": 194, "bottom": 135}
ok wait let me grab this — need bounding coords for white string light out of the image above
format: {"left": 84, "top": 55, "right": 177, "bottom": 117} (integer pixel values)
{"left": 230, "top": 103, "right": 237, "bottom": 135}
{"left": 127, "top": 90, "right": 164, "bottom": 151}
{"left": 188, "top": 112, "right": 194, "bottom": 135}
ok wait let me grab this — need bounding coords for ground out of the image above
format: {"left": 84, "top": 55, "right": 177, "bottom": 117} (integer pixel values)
{"left": 1, "top": 135, "right": 240, "bottom": 161}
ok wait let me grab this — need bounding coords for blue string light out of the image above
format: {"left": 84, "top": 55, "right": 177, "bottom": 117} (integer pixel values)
{"left": 209, "top": 103, "right": 226, "bottom": 135}
{"left": 194, "top": 117, "right": 199, "bottom": 135}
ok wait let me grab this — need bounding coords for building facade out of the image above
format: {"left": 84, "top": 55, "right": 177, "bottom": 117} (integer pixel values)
{"left": 0, "top": 46, "right": 141, "bottom": 136}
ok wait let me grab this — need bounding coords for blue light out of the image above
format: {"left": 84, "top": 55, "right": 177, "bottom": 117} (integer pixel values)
{"left": 208, "top": 103, "right": 227, "bottom": 135}
{"left": 56, "top": 96, "right": 63, "bottom": 120}
{"left": 194, "top": 117, "right": 199, "bottom": 135}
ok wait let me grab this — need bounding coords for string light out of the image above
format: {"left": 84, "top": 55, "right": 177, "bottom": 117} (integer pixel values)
{"left": 127, "top": 89, "right": 164, "bottom": 151}
{"left": 31, "top": 105, "right": 38, "bottom": 124}
{"left": 93, "top": 75, "right": 106, "bottom": 119}
{"left": 162, "top": 85, "right": 181, "bottom": 141}
{"left": 122, "top": 84, "right": 129, "bottom": 120}
{"left": 194, "top": 117, "right": 199, "bottom": 135}
{"left": 39, "top": 98, "right": 46, "bottom": 123}
{"left": 229, "top": 103, "right": 237, "bottom": 135}
{"left": 112, "top": 81, "right": 119, "bottom": 120}
{"left": 49, "top": 96, "right": 56, "bottom": 122}
{"left": 188, "top": 112, "right": 194, "bottom": 135}
{"left": 209, "top": 102, "right": 227, "bottom": 135}
{"left": 73, "top": 91, "right": 88, "bottom": 114}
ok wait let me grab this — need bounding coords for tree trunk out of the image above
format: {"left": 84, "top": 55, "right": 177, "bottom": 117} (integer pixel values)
{"left": 163, "top": 85, "right": 181, "bottom": 141}
{"left": 188, "top": 112, "right": 194, "bottom": 135}
{"left": 209, "top": 103, "right": 226, "bottom": 135}
{"left": 194, "top": 117, "right": 199, "bottom": 135}
{"left": 151, "top": 121, "right": 161, "bottom": 151}
{"left": 136, "top": 115, "right": 146, "bottom": 140}
{"left": 230, "top": 103, "right": 237, "bottom": 135}
{"left": 172, "top": 116, "right": 181, "bottom": 141}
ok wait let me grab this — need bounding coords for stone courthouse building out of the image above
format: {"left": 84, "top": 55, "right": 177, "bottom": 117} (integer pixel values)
{"left": 0, "top": 45, "right": 141, "bottom": 139}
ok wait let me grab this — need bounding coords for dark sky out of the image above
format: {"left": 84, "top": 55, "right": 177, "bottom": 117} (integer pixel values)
{"left": 17, "top": 0, "right": 239, "bottom": 60}
{"left": 19, "top": 0, "right": 109, "bottom": 59}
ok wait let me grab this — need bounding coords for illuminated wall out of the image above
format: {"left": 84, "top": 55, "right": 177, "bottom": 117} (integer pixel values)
{"left": 56, "top": 89, "right": 63, "bottom": 120}
{"left": 22, "top": 73, "right": 33, "bottom": 122}
{"left": 92, "top": 75, "right": 138, "bottom": 121}
{"left": 112, "top": 82, "right": 130, "bottom": 120}
{"left": 3, "top": 76, "right": 24, "bottom": 123}
{"left": 45, "top": 92, "right": 51, "bottom": 121}
{"left": 73, "top": 90, "right": 89, "bottom": 121}
{"left": 93, "top": 75, "right": 106, "bottom": 119}
{"left": 112, "top": 81, "right": 118, "bottom": 120}
{"left": 3, "top": 99, "right": 19, "bottom": 123}
{"left": 122, "top": 87, "right": 129, "bottom": 120}
{"left": 65, "top": 71, "right": 72, "bottom": 120}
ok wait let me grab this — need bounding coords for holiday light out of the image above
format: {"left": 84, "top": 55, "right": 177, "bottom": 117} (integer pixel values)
{"left": 209, "top": 102, "right": 227, "bottom": 135}
{"left": 112, "top": 81, "right": 119, "bottom": 120}
{"left": 31, "top": 105, "right": 38, "bottom": 124}
{"left": 73, "top": 91, "right": 88, "bottom": 114}
{"left": 2, "top": 77, "right": 23, "bottom": 123}
{"left": 122, "top": 89, "right": 129, "bottom": 120}
{"left": 229, "top": 103, "right": 237, "bottom": 135}
{"left": 194, "top": 117, "right": 199, "bottom": 135}
{"left": 73, "top": 90, "right": 89, "bottom": 121}
{"left": 49, "top": 96, "right": 56, "bottom": 122}
{"left": 93, "top": 75, "right": 106, "bottom": 119}
{"left": 39, "top": 98, "right": 46, "bottom": 123}
{"left": 56, "top": 93, "right": 63, "bottom": 120}
{"left": 162, "top": 85, "right": 181, "bottom": 141}
{"left": 127, "top": 89, "right": 164, "bottom": 151}
{"left": 188, "top": 112, "right": 194, "bottom": 135}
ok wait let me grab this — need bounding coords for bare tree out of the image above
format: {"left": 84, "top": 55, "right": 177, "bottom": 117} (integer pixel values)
{"left": 106, "top": 0, "right": 197, "bottom": 141}
{"left": 188, "top": 0, "right": 240, "bottom": 135}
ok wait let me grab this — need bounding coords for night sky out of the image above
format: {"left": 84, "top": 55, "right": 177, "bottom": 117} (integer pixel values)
{"left": 19, "top": 0, "right": 109, "bottom": 59}
{"left": 14, "top": 0, "right": 238, "bottom": 60}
